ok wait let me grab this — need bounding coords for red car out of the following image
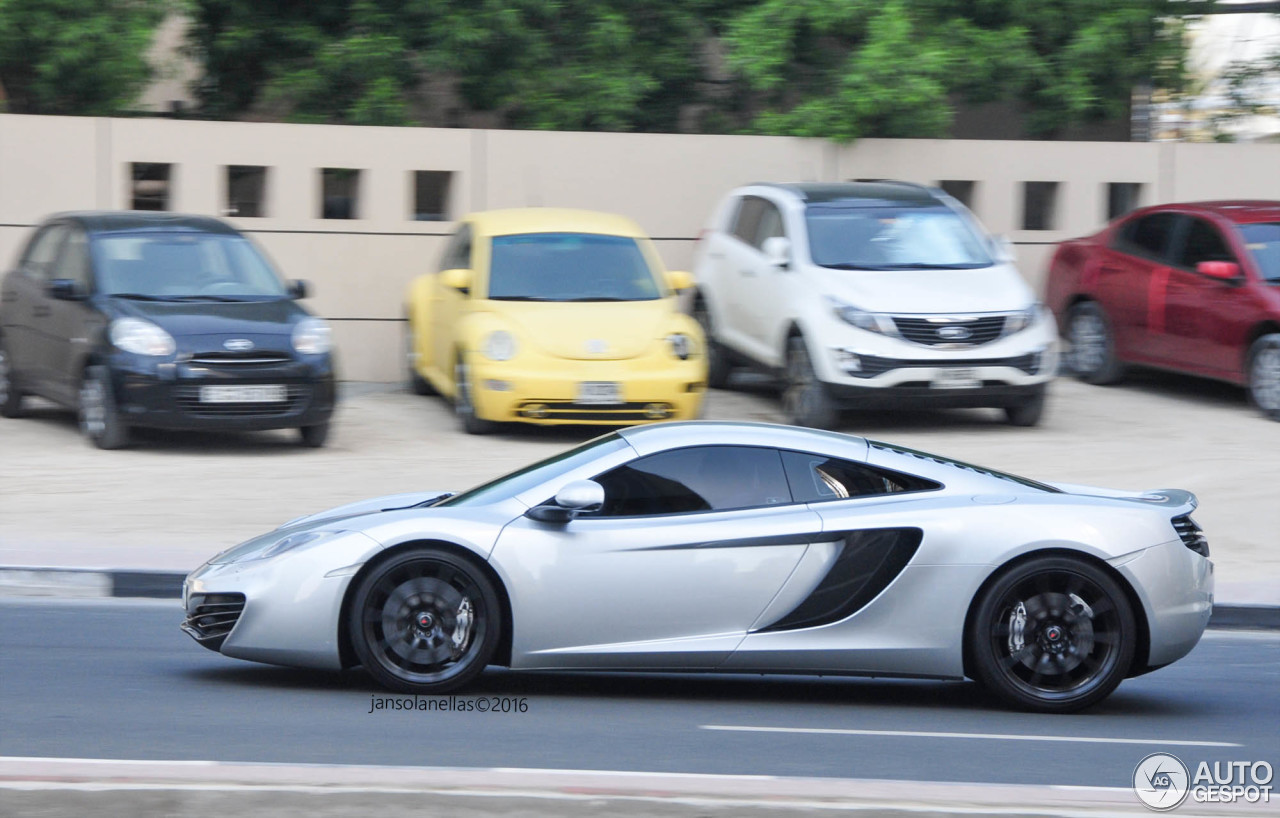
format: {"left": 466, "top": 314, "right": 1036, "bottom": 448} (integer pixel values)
{"left": 1046, "top": 201, "right": 1280, "bottom": 419}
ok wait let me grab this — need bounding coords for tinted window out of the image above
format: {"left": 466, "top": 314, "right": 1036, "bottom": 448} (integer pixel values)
{"left": 593, "top": 446, "right": 791, "bottom": 517}
{"left": 1241, "top": 223, "right": 1280, "bottom": 283}
{"left": 19, "top": 225, "right": 66, "bottom": 281}
{"left": 486, "top": 233, "right": 660, "bottom": 302}
{"left": 804, "top": 204, "right": 993, "bottom": 269}
{"left": 868, "top": 440, "right": 1063, "bottom": 493}
{"left": 731, "top": 197, "right": 767, "bottom": 245}
{"left": 93, "top": 233, "right": 287, "bottom": 300}
{"left": 1176, "top": 218, "right": 1235, "bottom": 270}
{"left": 438, "top": 223, "right": 472, "bottom": 272}
{"left": 1116, "top": 212, "right": 1178, "bottom": 260}
{"left": 781, "top": 451, "right": 939, "bottom": 503}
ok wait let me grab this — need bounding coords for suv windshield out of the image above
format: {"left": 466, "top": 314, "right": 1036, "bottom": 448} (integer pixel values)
{"left": 805, "top": 205, "right": 994, "bottom": 270}
{"left": 1240, "top": 223, "right": 1280, "bottom": 283}
{"left": 95, "top": 233, "right": 288, "bottom": 301}
{"left": 487, "top": 233, "right": 661, "bottom": 302}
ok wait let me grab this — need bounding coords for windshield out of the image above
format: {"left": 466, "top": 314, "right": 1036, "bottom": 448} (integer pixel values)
{"left": 486, "top": 233, "right": 662, "bottom": 302}
{"left": 1241, "top": 223, "right": 1280, "bottom": 283}
{"left": 805, "top": 205, "right": 994, "bottom": 270}
{"left": 436, "top": 433, "right": 631, "bottom": 507}
{"left": 94, "top": 233, "right": 288, "bottom": 301}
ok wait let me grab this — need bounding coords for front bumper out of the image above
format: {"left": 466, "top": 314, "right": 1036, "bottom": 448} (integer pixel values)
{"left": 1112, "top": 540, "right": 1214, "bottom": 672}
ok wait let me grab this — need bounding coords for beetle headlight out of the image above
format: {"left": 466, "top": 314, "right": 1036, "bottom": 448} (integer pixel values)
{"left": 482, "top": 330, "right": 518, "bottom": 361}
{"left": 667, "top": 332, "right": 694, "bottom": 360}
{"left": 109, "top": 318, "right": 175, "bottom": 356}
{"left": 827, "top": 297, "right": 894, "bottom": 335}
{"left": 292, "top": 317, "right": 332, "bottom": 355}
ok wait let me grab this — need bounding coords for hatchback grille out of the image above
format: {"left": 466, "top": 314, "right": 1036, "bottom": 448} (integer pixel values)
{"left": 181, "top": 593, "right": 245, "bottom": 651}
{"left": 1172, "top": 514, "right": 1209, "bottom": 558}
{"left": 172, "top": 384, "right": 310, "bottom": 417}
{"left": 893, "top": 316, "right": 1007, "bottom": 346}
{"left": 188, "top": 352, "right": 293, "bottom": 366}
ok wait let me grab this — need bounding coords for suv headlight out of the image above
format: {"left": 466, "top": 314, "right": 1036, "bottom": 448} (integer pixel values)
{"left": 827, "top": 297, "right": 894, "bottom": 335}
{"left": 482, "top": 330, "right": 518, "bottom": 361}
{"left": 1003, "top": 304, "right": 1041, "bottom": 336}
{"left": 292, "top": 317, "right": 332, "bottom": 355}
{"left": 110, "top": 318, "right": 175, "bottom": 356}
{"left": 667, "top": 332, "right": 694, "bottom": 360}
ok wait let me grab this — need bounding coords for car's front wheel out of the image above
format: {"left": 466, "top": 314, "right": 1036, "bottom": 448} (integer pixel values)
{"left": 454, "top": 354, "right": 495, "bottom": 434}
{"left": 1003, "top": 384, "right": 1047, "bottom": 427}
{"left": 968, "top": 555, "right": 1136, "bottom": 713}
{"left": 79, "top": 365, "right": 129, "bottom": 450}
{"left": 1065, "top": 302, "right": 1124, "bottom": 385}
{"left": 349, "top": 548, "right": 501, "bottom": 694}
{"left": 782, "top": 335, "right": 838, "bottom": 430}
{"left": 0, "top": 341, "right": 25, "bottom": 418}
{"left": 1247, "top": 333, "right": 1280, "bottom": 421}
{"left": 298, "top": 422, "right": 330, "bottom": 448}
{"left": 694, "top": 298, "right": 732, "bottom": 389}
{"left": 404, "top": 318, "right": 434, "bottom": 396}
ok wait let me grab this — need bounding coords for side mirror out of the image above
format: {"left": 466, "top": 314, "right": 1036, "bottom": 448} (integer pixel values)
{"left": 440, "top": 268, "right": 472, "bottom": 294}
{"left": 288, "top": 279, "right": 310, "bottom": 299}
{"left": 993, "top": 235, "right": 1016, "bottom": 264}
{"left": 665, "top": 270, "right": 694, "bottom": 292}
{"left": 526, "top": 479, "right": 605, "bottom": 523}
{"left": 761, "top": 236, "right": 791, "bottom": 269}
{"left": 47, "top": 278, "right": 85, "bottom": 301}
{"left": 1197, "top": 261, "right": 1241, "bottom": 282}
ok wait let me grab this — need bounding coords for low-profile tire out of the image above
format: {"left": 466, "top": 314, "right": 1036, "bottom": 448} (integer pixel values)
{"left": 404, "top": 319, "right": 434, "bottom": 396}
{"left": 78, "top": 365, "right": 130, "bottom": 450}
{"left": 0, "top": 341, "right": 25, "bottom": 418}
{"left": 782, "top": 335, "right": 839, "bottom": 430}
{"left": 298, "top": 422, "right": 330, "bottom": 448}
{"left": 1246, "top": 333, "right": 1280, "bottom": 421}
{"left": 454, "top": 354, "right": 495, "bottom": 435}
{"left": 1065, "top": 301, "right": 1124, "bottom": 385}
{"left": 968, "top": 555, "right": 1136, "bottom": 713}
{"left": 694, "top": 298, "right": 732, "bottom": 389}
{"left": 349, "top": 548, "right": 501, "bottom": 694}
{"left": 1003, "top": 384, "right": 1047, "bottom": 427}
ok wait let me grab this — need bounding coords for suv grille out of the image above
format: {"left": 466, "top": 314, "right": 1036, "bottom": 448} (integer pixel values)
{"left": 1172, "top": 515, "right": 1209, "bottom": 558}
{"left": 893, "top": 316, "right": 1006, "bottom": 346}
{"left": 181, "top": 593, "right": 246, "bottom": 651}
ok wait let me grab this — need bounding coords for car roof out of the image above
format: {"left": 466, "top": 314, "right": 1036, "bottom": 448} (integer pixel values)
{"left": 48, "top": 211, "right": 239, "bottom": 235}
{"left": 464, "top": 208, "right": 649, "bottom": 238}
{"left": 1126, "top": 201, "right": 1280, "bottom": 225}
{"left": 617, "top": 420, "right": 871, "bottom": 459}
{"left": 750, "top": 181, "right": 941, "bottom": 206}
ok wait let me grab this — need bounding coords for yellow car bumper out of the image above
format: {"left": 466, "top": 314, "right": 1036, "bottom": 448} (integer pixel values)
{"left": 469, "top": 356, "right": 706, "bottom": 425}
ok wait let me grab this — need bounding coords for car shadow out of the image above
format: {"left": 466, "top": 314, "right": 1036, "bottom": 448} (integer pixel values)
{"left": 1100, "top": 366, "right": 1250, "bottom": 410}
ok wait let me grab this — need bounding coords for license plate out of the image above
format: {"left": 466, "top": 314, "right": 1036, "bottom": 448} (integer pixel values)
{"left": 931, "top": 368, "right": 981, "bottom": 390}
{"left": 576, "top": 381, "right": 622, "bottom": 405}
{"left": 199, "top": 384, "right": 288, "bottom": 403}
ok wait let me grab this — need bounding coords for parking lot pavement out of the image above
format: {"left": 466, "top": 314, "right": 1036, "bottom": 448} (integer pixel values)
{"left": 0, "top": 371, "right": 1277, "bottom": 606}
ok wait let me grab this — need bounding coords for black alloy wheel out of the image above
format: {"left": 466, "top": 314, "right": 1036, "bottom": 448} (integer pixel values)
{"left": 349, "top": 549, "right": 501, "bottom": 694}
{"left": 78, "top": 365, "right": 129, "bottom": 450}
{"left": 969, "top": 556, "right": 1136, "bottom": 713}
{"left": 1003, "top": 384, "right": 1047, "bottom": 427}
{"left": 298, "top": 422, "right": 330, "bottom": 448}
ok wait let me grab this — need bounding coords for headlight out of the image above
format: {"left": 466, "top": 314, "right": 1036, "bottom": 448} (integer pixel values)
{"left": 109, "top": 318, "right": 175, "bottom": 356}
{"left": 1003, "top": 304, "right": 1041, "bottom": 336}
{"left": 827, "top": 297, "right": 894, "bottom": 335}
{"left": 482, "top": 330, "right": 518, "bottom": 361}
{"left": 667, "top": 332, "right": 694, "bottom": 360}
{"left": 292, "top": 317, "right": 332, "bottom": 355}
{"left": 213, "top": 528, "right": 346, "bottom": 564}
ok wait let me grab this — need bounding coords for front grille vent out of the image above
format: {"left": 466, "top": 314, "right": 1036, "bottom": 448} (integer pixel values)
{"left": 173, "top": 384, "right": 310, "bottom": 417}
{"left": 1172, "top": 514, "right": 1209, "bottom": 558}
{"left": 181, "top": 593, "right": 246, "bottom": 651}
{"left": 893, "top": 315, "right": 1006, "bottom": 347}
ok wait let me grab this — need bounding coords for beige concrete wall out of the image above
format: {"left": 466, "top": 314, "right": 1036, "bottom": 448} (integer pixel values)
{"left": 4, "top": 113, "right": 1280, "bottom": 380}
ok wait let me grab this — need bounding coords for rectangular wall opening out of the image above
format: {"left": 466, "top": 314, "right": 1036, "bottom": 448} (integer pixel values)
{"left": 130, "top": 163, "right": 172, "bottom": 211}
{"left": 226, "top": 165, "right": 268, "bottom": 218}
{"left": 937, "top": 180, "right": 976, "bottom": 210}
{"left": 1106, "top": 182, "right": 1143, "bottom": 221}
{"left": 1021, "top": 181, "right": 1060, "bottom": 231}
{"left": 320, "top": 168, "right": 362, "bottom": 219}
{"left": 412, "top": 171, "right": 453, "bottom": 221}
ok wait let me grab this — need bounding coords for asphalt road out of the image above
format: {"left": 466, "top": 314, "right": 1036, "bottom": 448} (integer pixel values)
{"left": 2, "top": 598, "right": 1276, "bottom": 789}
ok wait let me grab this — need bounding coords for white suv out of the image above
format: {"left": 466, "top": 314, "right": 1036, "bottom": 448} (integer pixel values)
{"left": 692, "top": 182, "right": 1057, "bottom": 428}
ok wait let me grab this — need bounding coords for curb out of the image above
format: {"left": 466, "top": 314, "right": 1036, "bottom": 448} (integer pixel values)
{"left": 2, "top": 566, "right": 1279, "bottom": 630}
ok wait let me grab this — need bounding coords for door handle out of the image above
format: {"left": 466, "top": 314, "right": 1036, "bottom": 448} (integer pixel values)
{"left": 740, "top": 269, "right": 757, "bottom": 278}
{"left": 1099, "top": 265, "right": 1122, "bottom": 275}
{"left": 32, "top": 306, "right": 50, "bottom": 318}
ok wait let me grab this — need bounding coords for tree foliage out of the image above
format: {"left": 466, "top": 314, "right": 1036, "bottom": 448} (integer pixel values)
{"left": 0, "top": 0, "right": 168, "bottom": 115}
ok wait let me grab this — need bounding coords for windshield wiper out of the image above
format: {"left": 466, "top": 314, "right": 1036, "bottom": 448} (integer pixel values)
{"left": 110, "top": 292, "right": 179, "bottom": 301}
{"left": 164, "top": 295, "right": 246, "bottom": 302}
{"left": 565, "top": 296, "right": 635, "bottom": 302}
{"left": 489, "top": 296, "right": 555, "bottom": 301}
{"left": 879, "top": 262, "right": 993, "bottom": 270}
{"left": 819, "top": 263, "right": 880, "bottom": 270}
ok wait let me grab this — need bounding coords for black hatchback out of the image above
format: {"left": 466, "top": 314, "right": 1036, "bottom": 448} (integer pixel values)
{"left": 0, "top": 212, "right": 336, "bottom": 448}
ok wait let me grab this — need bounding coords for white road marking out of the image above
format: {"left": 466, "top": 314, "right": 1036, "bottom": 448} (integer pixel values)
{"left": 700, "top": 725, "right": 1241, "bottom": 747}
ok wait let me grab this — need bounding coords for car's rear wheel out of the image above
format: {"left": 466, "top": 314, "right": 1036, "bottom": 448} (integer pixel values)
{"left": 968, "top": 555, "right": 1135, "bottom": 713}
{"left": 1246, "top": 333, "right": 1280, "bottom": 421}
{"left": 0, "top": 342, "right": 26, "bottom": 418}
{"left": 79, "top": 365, "right": 129, "bottom": 450}
{"left": 1003, "top": 384, "right": 1047, "bottom": 427}
{"left": 454, "top": 354, "right": 495, "bottom": 435}
{"left": 783, "top": 335, "right": 838, "bottom": 430}
{"left": 1065, "top": 302, "right": 1124, "bottom": 384}
{"left": 404, "top": 318, "right": 434, "bottom": 396}
{"left": 694, "top": 298, "right": 732, "bottom": 389}
{"left": 349, "top": 548, "right": 501, "bottom": 694}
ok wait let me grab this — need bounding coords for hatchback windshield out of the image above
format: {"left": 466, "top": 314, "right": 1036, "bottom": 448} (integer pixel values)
{"left": 487, "top": 233, "right": 661, "bottom": 302}
{"left": 1240, "top": 223, "right": 1280, "bottom": 283}
{"left": 94, "top": 233, "right": 288, "bottom": 301}
{"left": 805, "top": 205, "right": 994, "bottom": 270}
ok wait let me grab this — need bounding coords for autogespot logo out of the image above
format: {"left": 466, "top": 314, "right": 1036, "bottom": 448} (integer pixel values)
{"left": 1134, "top": 753, "right": 1190, "bottom": 811}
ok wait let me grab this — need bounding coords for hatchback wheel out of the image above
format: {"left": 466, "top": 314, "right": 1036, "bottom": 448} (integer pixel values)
{"left": 79, "top": 365, "right": 129, "bottom": 450}
{"left": 298, "top": 422, "right": 330, "bottom": 448}
{"left": 1247, "top": 334, "right": 1280, "bottom": 421}
{"left": 0, "top": 343, "right": 25, "bottom": 418}
{"left": 783, "top": 335, "right": 838, "bottom": 429}
{"left": 1065, "top": 302, "right": 1124, "bottom": 384}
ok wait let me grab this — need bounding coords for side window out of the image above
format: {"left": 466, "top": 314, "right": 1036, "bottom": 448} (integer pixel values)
{"left": 438, "top": 223, "right": 473, "bottom": 272}
{"left": 19, "top": 225, "right": 67, "bottom": 282}
{"left": 1114, "top": 213, "right": 1178, "bottom": 261}
{"left": 730, "top": 197, "right": 766, "bottom": 246}
{"left": 592, "top": 445, "right": 792, "bottom": 517}
{"left": 1175, "top": 218, "right": 1235, "bottom": 271}
{"left": 754, "top": 201, "right": 785, "bottom": 247}
{"left": 781, "top": 450, "right": 940, "bottom": 503}
{"left": 50, "top": 229, "right": 92, "bottom": 291}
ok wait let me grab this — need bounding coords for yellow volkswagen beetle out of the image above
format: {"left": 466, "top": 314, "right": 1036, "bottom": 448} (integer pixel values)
{"left": 404, "top": 209, "right": 706, "bottom": 433}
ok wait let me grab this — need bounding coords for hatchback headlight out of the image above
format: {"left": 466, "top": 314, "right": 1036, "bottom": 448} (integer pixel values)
{"left": 667, "top": 332, "right": 694, "bottom": 360}
{"left": 110, "top": 318, "right": 175, "bottom": 356}
{"left": 827, "top": 297, "right": 894, "bottom": 335}
{"left": 292, "top": 317, "right": 332, "bottom": 355}
{"left": 1003, "top": 304, "right": 1041, "bottom": 336}
{"left": 482, "top": 330, "right": 518, "bottom": 361}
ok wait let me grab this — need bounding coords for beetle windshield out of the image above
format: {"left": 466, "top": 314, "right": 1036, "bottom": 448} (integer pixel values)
{"left": 94, "top": 233, "right": 288, "bottom": 301}
{"left": 1240, "top": 223, "right": 1280, "bottom": 283}
{"left": 806, "top": 205, "right": 994, "bottom": 270}
{"left": 486, "top": 233, "right": 662, "bottom": 302}
{"left": 436, "top": 433, "right": 630, "bottom": 507}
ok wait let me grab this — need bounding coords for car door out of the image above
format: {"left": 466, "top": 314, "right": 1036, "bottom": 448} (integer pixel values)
{"left": 3, "top": 224, "right": 68, "bottom": 395}
{"left": 492, "top": 445, "right": 824, "bottom": 670}
{"left": 431, "top": 223, "right": 473, "bottom": 388}
{"left": 1094, "top": 212, "right": 1180, "bottom": 361}
{"left": 1159, "top": 216, "right": 1246, "bottom": 376}
{"left": 42, "top": 225, "right": 98, "bottom": 403}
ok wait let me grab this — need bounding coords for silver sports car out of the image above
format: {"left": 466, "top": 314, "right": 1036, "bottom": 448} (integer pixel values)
{"left": 183, "top": 421, "right": 1213, "bottom": 712}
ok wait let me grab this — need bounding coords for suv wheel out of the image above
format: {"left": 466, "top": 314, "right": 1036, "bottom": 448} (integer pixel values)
{"left": 782, "top": 335, "right": 838, "bottom": 430}
{"left": 1004, "top": 384, "right": 1047, "bottom": 427}
{"left": 694, "top": 298, "right": 732, "bottom": 389}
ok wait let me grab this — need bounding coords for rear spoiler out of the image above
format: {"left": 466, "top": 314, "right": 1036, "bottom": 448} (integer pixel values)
{"left": 1049, "top": 484, "right": 1198, "bottom": 515}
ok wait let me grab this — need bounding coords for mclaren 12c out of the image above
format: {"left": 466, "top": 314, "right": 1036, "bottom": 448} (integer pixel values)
{"left": 183, "top": 421, "right": 1213, "bottom": 712}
